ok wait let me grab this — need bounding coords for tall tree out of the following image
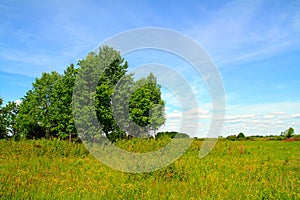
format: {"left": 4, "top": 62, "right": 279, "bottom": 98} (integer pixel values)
{"left": 15, "top": 72, "right": 61, "bottom": 139}
{"left": 50, "top": 64, "right": 78, "bottom": 140}
{"left": 111, "top": 73, "right": 135, "bottom": 136}
{"left": 15, "top": 90, "right": 42, "bottom": 139}
{"left": 73, "top": 52, "right": 103, "bottom": 142}
{"left": 74, "top": 46, "right": 129, "bottom": 142}
{"left": 129, "top": 73, "right": 165, "bottom": 137}
{"left": 284, "top": 127, "right": 295, "bottom": 138}
{"left": 95, "top": 47, "right": 129, "bottom": 141}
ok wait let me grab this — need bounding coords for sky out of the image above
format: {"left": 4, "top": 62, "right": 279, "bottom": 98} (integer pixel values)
{"left": 0, "top": 0, "right": 300, "bottom": 137}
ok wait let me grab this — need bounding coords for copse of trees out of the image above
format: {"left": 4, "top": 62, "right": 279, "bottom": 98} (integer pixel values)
{"left": 14, "top": 65, "right": 77, "bottom": 140}
{"left": 74, "top": 46, "right": 165, "bottom": 142}
{"left": 2, "top": 46, "right": 165, "bottom": 142}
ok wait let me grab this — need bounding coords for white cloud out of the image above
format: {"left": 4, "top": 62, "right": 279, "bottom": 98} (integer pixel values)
{"left": 292, "top": 113, "right": 300, "bottom": 119}
{"left": 161, "top": 100, "right": 300, "bottom": 137}
{"left": 263, "top": 115, "right": 274, "bottom": 119}
{"left": 15, "top": 99, "right": 22, "bottom": 105}
{"left": 226, "top": 114, "right": 257, "bottom": 121}
{"left": 159, "top": 101, "right": 300, "bottom": 137}
{"left": 166, "top": 112, "right": 182, "bottom": 119}
{"left": 164, "top": 106, "right": 172, "bottom": 111}
{"left": 272, "top": 111, "right": 286, "bottom": 115}
{"left": 220, "top": 102, "right": 300, "bottom": 136}
{"left": 159, "top": 106, "right": 211, "bottom": 136}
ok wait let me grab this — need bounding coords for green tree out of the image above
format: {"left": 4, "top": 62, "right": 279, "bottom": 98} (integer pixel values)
{"left": 73, "top": 52, "right": 103, "bottom": 142}
{"left": 282, "top": 127, "right": 295, "bottom": 139}
{"left": 129, "top": 73, "right": 165, "bottom": 137}
{"left": 75, "top": 46, "right": 165, "bottom": 142}
{"left": 50, "top": 64, "right": 78, "bottom": 140}
{"left": 75, "top": 46, "right": 129, "bottom": 142}
{"left": 237, "top": 132, "right": 246, "bottom": 139}
{"left": 15, "top": 72, "right": 62, "bottom": 139}
{"left": 111, "top": 73, "right": 135, "bottom": 137}
{"left": 13, "top": 46, "right": 165, "bottom": 142}
{"left": 16, "top": 67, "right": 79, "bottom": 140}
{"left": 95, "top": 48, "right": 129, "bottom": 141}
{"left": 15, "top": 90, "right": 41, "bottom": 139}
{"left": 226, "top": 135, "right": 237, "bottom": 141}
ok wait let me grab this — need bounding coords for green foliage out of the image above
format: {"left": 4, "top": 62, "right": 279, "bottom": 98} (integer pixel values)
{"left": 111, "top": 74, "right": 135, "bottom": 135}
{"left": 95, "top": 47, "right": 128, "bottom": 139}
{"left": 226, "top": 135, "right": 237, "bottom": 141}
{"left": 156, "top": 131, "right": 189, "bottom": 139}
{"left": 227, "top": 133, "right": 247, "bottom": 141}
{"left": 237, "top": 132, "right": 246, "bottom": 139}
{"left": 76, "top": 46, "right": 165, "bottom": 142}
{"left": 281, "top": 127, "right": 295, "bottom": 139}
{"left": 15, "top": 67, "right": 78, "bottom": 140}
{"left": 49, "top": 64, "right": 78, "bottom": 140}
{"left": 75, "top": 46, "right": 129, "bottom": 142}
{"left": 129, "top": 73, "right": 166, "bottom": 137}
{"left": 5, "top": 46, "right": 165, "bottom": 142}
{"left": 15, "top": 72, "right": 62, "bottom": 139}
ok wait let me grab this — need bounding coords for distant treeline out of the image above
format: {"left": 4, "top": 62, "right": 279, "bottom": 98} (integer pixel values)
{"left": 155, "top": 131, "right": 190, "bottom": 139}
{"left": 220, "top": 128, "right": 298, "bottom": 141}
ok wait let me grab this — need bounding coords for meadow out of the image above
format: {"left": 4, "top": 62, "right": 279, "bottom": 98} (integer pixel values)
{"left": 0, "top": 138, "right": 299, "bottom": 199}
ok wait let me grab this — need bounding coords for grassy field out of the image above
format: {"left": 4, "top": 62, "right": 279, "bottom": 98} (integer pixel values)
{"left": 0, "top": 138, "right": 299, "bottom": 199}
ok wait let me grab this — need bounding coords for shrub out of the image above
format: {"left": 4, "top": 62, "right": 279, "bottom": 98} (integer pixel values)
{"left": 155, "top": 131, "right": 189, "bottom": 139}
{"left": 226, "top": 135, "right": 237, "bottom": 141}
{"left": 237, "top": 132, "right": 246, "bottom": 140}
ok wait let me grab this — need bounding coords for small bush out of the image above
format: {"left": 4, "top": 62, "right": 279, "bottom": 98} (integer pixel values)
{"left": 226, "top": 135, "right": 237, "bottom": 141}
{"left": 237, "top": 132, "right": 246, "bottom": 140}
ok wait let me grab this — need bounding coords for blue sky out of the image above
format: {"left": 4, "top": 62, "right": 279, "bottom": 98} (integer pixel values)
{"left": 0, "top": 0, "right": 300, "bottom": 136}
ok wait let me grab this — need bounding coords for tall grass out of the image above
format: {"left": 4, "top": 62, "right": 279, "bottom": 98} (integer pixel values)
{"left": 0, "top": 139, "right": 299, "bottom": 199}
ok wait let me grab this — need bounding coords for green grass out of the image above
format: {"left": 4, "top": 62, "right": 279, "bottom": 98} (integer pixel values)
{"left": 0, "top": 139, "right": 299, "bottom": 199}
